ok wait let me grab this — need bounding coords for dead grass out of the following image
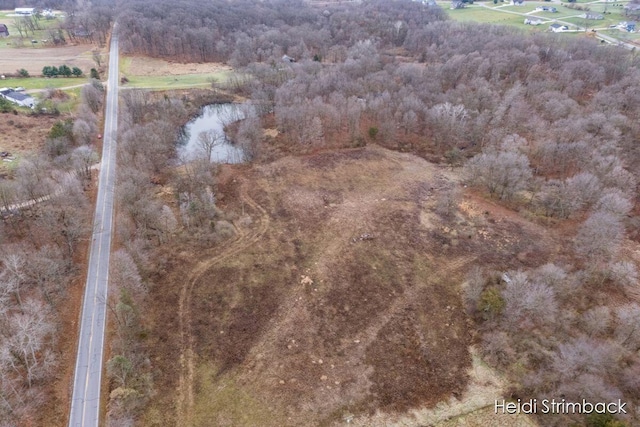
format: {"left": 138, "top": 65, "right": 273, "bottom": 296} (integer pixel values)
{"left": 0, "top": 112, "right": 61, "bottom": 174}
{"left": 0, "top": 44, "right": 94, "bottom": 76}
{"left": 122, "top": 55, "right": 232, "bottom": 76}
{"left": 143, "top": 145, "right": 557, "bottom": 426}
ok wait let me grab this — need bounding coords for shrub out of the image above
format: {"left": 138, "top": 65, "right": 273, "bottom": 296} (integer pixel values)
{"left": 585, "top": 413, "right": 626, "bottom": 427}
{"left": 478, "top": 286, "right": 505, "bottom": 321}
{"left": 368, "top": 126, "right": 379, "bottom": 140}
{"left": 213, "top": 220, "right": 236, "bottom": 240}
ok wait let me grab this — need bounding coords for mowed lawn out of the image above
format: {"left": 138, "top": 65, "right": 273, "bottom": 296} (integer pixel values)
{"left": 500, "top": 3, "right": 586, "bottom": 18}
{"left": 2, "top": 77, "right": 88, "bottom": 91}
{"left": 600, "top": 28, "right": 640, "bottom": 42}
{"left": 445, "top": 6, "right": 543, "bottom": 27}
{"left": 443, "top": 1, "right": 637, "bottom": 33}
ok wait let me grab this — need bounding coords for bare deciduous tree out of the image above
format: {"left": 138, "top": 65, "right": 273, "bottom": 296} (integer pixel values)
{"left": 574, "top": 211, "right": 624, "bottom": 266}
{"left": 464, "top": 150, "right": 532, "bottom": 200}
{"left": 502, "top": 271, "right": 558, "bottom": 329}
{"left": 615, "top": 304, "right": 640, "bottom": 350}
{"left": 196, "top": 130, "right": 223, "bottom": 161}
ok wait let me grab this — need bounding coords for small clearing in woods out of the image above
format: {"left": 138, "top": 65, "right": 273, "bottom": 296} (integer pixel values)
{"left": 144, "top": 145, "right": 552, "bottom": 426}
{"left": 121, "top": 55, "right": 232, "bottom": 76}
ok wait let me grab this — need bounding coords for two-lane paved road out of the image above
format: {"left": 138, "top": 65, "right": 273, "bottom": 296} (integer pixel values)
{"left": 68, "top": 30, "right": 119, "bottom": 427}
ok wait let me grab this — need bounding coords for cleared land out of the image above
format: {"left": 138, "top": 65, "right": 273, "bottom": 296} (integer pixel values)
{"left": 445, "top": 6, "right": 534, "bottom": 26}
{"left": 0, "top": 112, "right": 60, "bottom": 173}
{"left": 142, "top": 145, "right": 552, "bottom": 426}
{"left": 444, "top": 0, "right": 635, "bottom": 36}
{"left": 119, "top": 55, "right": 232, "bottom": 89}
{"left": 0, "top": 43, "right": 94, "bottom": 76}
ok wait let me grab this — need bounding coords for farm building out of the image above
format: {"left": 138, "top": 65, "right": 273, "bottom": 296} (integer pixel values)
{"left": 0, "top": 24, "right": 8, "bottom": 37}
{"left": 0, "top": 88, "right": 36, "bottom": 108}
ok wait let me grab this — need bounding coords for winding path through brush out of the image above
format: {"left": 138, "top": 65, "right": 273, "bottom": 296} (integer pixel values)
{"left": 175, "top": 180, "right": 270, "bottom": 426}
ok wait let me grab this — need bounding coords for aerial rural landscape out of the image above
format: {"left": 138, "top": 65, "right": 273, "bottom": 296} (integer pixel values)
{"left": 1, "top": 0, "right": 640, "bottom": 426}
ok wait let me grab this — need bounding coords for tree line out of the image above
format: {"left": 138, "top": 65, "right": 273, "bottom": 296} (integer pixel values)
{"left": 42, "top": 65, "right": 83, "bottom": 78}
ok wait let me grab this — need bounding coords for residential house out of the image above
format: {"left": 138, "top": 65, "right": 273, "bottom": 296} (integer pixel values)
{"left": 282, "top": 55, "right": 296, "bottom": 63}
{"left": 584, "top": 12, "right": 604, "bottom": 20}
{"left": 536, "top": 6, "right": 557, "bottom": 12}
{"left": 512, "top": 0, "right": 524, "bottom": 5}
{"left": 0, "top": 89, "right": 36, "bottom": 108}
{"left": 617, "top": 21, "right": 637, "bottom": 31}
{"left": 0, "top": 24, "right": 8, "bottom": 37}
{"left": 550, "top": 23, "right": 569, "bottom": 32}
{"left": 524, "top": 18, "right": 544, "bottom": 25}
{"left": 14, "top": 8, "right": 35, "bottom": 16}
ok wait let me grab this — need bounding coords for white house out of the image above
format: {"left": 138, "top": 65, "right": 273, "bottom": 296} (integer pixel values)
{"left": 584, "top": 12, "right": 604, "bottom": 20}
{"left": 550, "top": 23, "right": 569, "bottom": 32}
{"left": 15, "top": 8, "right": 35, "bottom": 16}
{"left": 0, "top": 89, "right": 36, "bottom": 108}
{"left": 525, "top": 18, "right": 544, "bottom": 25}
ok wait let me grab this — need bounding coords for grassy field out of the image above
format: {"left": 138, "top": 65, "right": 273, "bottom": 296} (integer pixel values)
{"left": 500, "top": 3, "right": 587, "bottom": 18}
{"left": 445, "top": 6, "right": 537, "bottom": 27}
{"left": 601, "top": 28, "right": 640, "bottom": 41}
{"left": 119, "top": 56, "right": 233, "bottom": 90}
{"left": 444, "top": 0, "right": 636, "bottom": 34}
{"left": 564, "top": 15, "right": 617, "bottom": 28}
{"left": 1, "top": 76, "right": 88, "bottom": 91}
{"left": 121, "top": 72, "right": 230, "bottom": 89}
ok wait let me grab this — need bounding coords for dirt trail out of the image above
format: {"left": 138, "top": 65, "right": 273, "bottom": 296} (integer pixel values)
{"left": 175, "top": 179, "right": 270, "bottom": 426}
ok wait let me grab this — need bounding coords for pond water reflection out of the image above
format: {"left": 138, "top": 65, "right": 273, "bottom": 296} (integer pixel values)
{"left": 177, "top": 104, "right": 246, "bottom": 163}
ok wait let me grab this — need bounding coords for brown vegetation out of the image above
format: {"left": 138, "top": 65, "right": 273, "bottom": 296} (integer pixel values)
{"left": 133, "top": 143, "right": 577, "bottom": 426}
{"left": 107, "top": 0, "right": 640, "bottom": 426}
{"left": 0, "top": 44, "right": 95, "bottom": 76}
{"left": 0, "top": 113, "right": 58, "bottom": 172}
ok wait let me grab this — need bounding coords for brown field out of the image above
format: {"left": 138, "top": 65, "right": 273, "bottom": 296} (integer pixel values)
{"left": 122, "top": 55, "right": 231, "bottom": 76}
{"left": 142, "top": 145, "right": 554, "bottom": 426}
{"left": 0, "top": 112, "right": 60, "bottom": 172}
{"left": 0, "top": 44, "right": 94, "bottom": 76}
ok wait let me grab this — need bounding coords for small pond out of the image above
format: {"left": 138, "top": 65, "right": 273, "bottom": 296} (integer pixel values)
{"left": 178, "top": 103, "right": 246, "bottom": 163}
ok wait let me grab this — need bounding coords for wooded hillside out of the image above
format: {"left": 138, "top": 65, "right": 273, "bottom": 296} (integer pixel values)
{"left": 108, "top": 1, "right": 640, "bottom": 426}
